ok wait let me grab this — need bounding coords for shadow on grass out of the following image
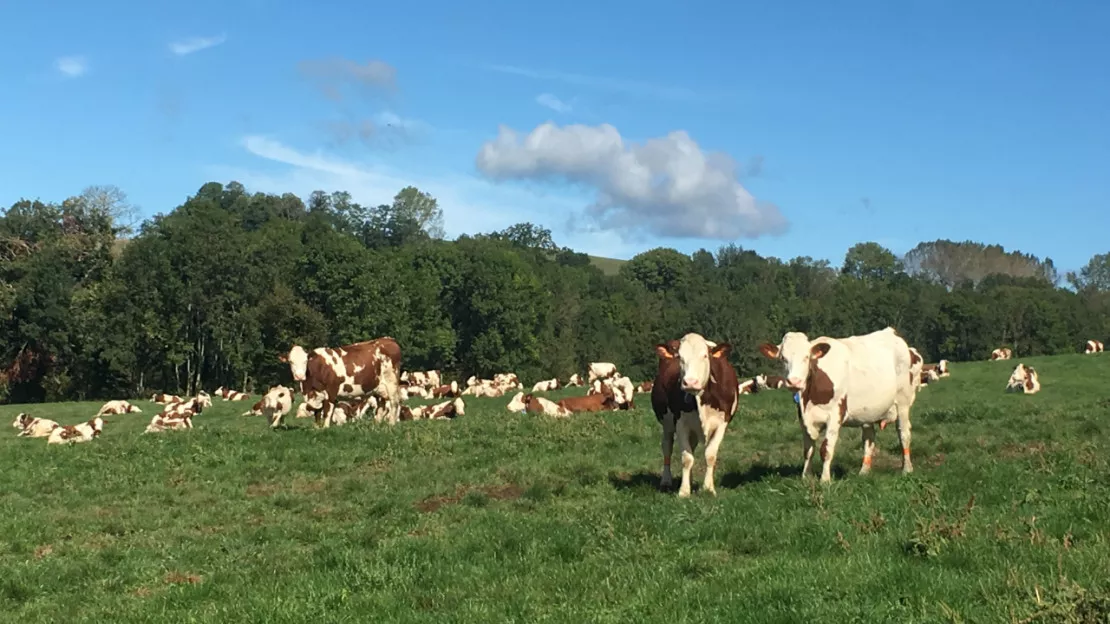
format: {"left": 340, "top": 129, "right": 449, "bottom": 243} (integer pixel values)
{"left": 719, "top": 462, "right": 844, "bottom": 488}
{"left": 608, "top": 471, "right": 673, "bottom": 492}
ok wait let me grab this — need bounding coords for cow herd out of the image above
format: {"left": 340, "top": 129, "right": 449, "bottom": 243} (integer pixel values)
{"left": 9, "top": 327, "right": 1105, "bottom": 497}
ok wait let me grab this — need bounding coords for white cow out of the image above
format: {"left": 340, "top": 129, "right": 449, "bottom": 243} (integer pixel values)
{"left": 47, "top": 417, "right": 104, "bottom": 445}
{"left": 759, "top": 327, "right": 916, "bottom": 482}
{"left": 990, "top": 347, "right": 1013, "bottom": 361}
{"left": 587, "top": 362, "right": 618, "bottom": 383}
{"left": 507, "top": 392, "right": 571, "bottom": 418}
{"left": 1006, "top": 363, "right": 1041, "bottom": 394}
{"left": 531, "top": 378, "right": 561, "bottom": 393}
{"left": 13, "top": 414, "right": 59, "bottom": 438}
{"left": 97, "top": 400, "right": 142, "bottom": 416}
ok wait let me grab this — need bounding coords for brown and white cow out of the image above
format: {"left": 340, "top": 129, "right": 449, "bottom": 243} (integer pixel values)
{"left": 151, "top": 392, "right": 183, "bottom": 404}
{"left": 566, "top": 373, "right": 583, "bottom": 387}
{"left": 144, "top": 413, "right": 192, "bottom": 433}
{"left": 163, "top": 393, "right": 210, "bottom": 417}
{"left": 531, "top": 378, "right": 561, "bottom": 393}
{"left": 557, "top": 385, "right": 617, "bottom": 413}
{"left": 990, "top": 347, "right": 1013, "bottom": 361}
{"left": 589, "top": 376, "right": 635, "bottom": 410}
{"left": 738, "top": 378, "right": 757, "bottom": 395}
{"left": 248, "top": 385, "right": 294, "bottom": 428}
{"left": 636, "top": 381, "right": 653, "bottom": 393}
{"left": 47, "top": 417, "right": 104, "bottom": 445}
{"left": 507, "top": 392, "right": 571, "bottom": 417}
{"left": 13, "top": 413, "right": 59, "bottom": 438}
{"left": 652, "top": 333, "right": 739, "bottom": 497}
{"left": 430, "top": 381, "right": 461, "bottom": 398}
{"left": 1084, "top": 340, "right": 1104, "bottom": 354}
{"left": 400, "top": 398, "right": 465, "bottom": 421}
{"left": 214, "top": 386, "right": 251, "bottom": 401}
{"left": 97, "top": 400, "right": 142, "bottom": 416}
{"left": 281, "top": 337, "right": 402, "bottom": 426}
{"left": 587, "top": 362, "right": 618, "bottom": 383}
{"left": 759, "top": 327, "right": 916, "bottom": 482}
{"left": 753, "top": 374, "right": 788, "bottom": 391}
{"left": 919, "top": 368, "right": 940, "bottom": 389}
{"left": 1006, "top": 363, "right": 1041, "bottom": 394}
{"left": 923, "top": 360, "right": 950, "bottom": 378}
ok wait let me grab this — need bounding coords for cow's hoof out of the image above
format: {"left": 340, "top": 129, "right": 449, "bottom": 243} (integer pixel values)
{"left": 703, "top": 484, "right": 717, "bottom": 496}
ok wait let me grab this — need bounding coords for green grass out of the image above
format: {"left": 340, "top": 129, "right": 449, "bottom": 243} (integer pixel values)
{"left": 3, "top": 354, "right": 1110, "bottom": 622}
{"left": 588, "top": 254, "right": 626, "bottom": 276}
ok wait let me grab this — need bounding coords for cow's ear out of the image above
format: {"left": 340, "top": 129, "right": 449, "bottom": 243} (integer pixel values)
{"left": 710, "top": 343, "right": 732, "bottom": 359}
{"left": 810, "top": 342, "right": 831, "bottom": 359}
{"left": 655, "top": 344, "right": 675, "bottom": 359}
{"left": 758, "top": 343, "right": 780, "bottom": 359}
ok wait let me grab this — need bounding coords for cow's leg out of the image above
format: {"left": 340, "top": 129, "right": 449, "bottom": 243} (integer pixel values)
{"left": 896, "top": 402, "right": 914, "bottom": 474}
{"left": 660, "top": 412, "right": 676, "bottom": 490}
{"left": 820, "top": 422, "right": 841, "bottom": 483}
{"left": 798, "top": 408, "right": 820, "bottom": 478}
{"left": 321, "top": 399, "right": 336, "bottom": 428}
{"left": 860, "top": 424, "right": 876, "bottom": 475}
{"left": 678, "top": 416, "right": 697, "bottom": 498}
{"left": 702, "top": 420, "right": 727, "bottom": 496}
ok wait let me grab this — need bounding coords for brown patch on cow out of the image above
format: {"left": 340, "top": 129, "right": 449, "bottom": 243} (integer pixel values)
{"left": 414, "top": 484, "right": 524, "bottom": 513}
{"left": 909, "top": 349, "right": 922, "bottom": 366}
{"left": 33, "top": 544, "right": 53, "bottom": 559}
{"left": 558, "top": 386, "right": 616, "bottom": 413}
{"left": 701, "top": 344, "right": 739, "bottom": 422}
{"left": 342, "top": 384, "right": 354, "bottom": 394}
{"left": 838, "top": 396, "right": 848, "bottom": 423}
{"left": 163, "top": 572, "right": 203, "bottom": 585}
{"left": 802, "top": 365, "right": 835, "bottom": 405}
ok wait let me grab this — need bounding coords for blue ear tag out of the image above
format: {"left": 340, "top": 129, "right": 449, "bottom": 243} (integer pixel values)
{"left": 793, "top": 392, "right": 801, "bottom": 404}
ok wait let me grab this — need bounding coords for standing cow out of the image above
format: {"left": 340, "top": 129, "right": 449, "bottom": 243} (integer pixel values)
{"left": 280, "top": 337, "right": 403, "bottom": 426}
{"left": 759, "top": 327, "right": 916, "bottom": 482}
{"left": 652, "top": 333, "right": 739, "bottom": 497}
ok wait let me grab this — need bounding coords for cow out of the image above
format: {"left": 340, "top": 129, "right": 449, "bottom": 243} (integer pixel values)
{"left": 636, "top": 381, "right": 653, "bottom": 393}
{"left": 97, "top": 400, "right": 142, "bottom": 416}
{"left": 163, "top": 393, "right": 209, "bottom": 417}
{"left": 590, "top": 377, "right": 634, "bottom": 409}
{"left": 430, "top": 381, "right": 461, "bottom": 398}
{"left": 507, "top": 392, "right": 571, "bottom": 417}
{"left": 588, "top": 362, "right": 618, "bottom": 383}
{"left": 651, "top": 333, "right": 739, "bottom": 497}
{"left": 566, "top": 373, "right": 583, "bottom": 387}
{"left": 531, "top": 378, "right": 561, "bottom": 393}
{"left": 1006, "top": 363, "right": 1041, "bottom": 394}
{"left": 753, "top": 374, "right": 788, "bottom": 391}
{"left": 991, "top": 347, "right": 1013, "bottom": 361}
{"left": 1084, "top": 340, "right": 1104, "bottom": 354}
{"left": 47, "top": 417, "right": 104, "bottom": 445}
{"left": 214, "top": 386, "right": 250, "bottom": 401}
{"left": 400, "top": 398, "right": 465, "bottom": 421}
{"left": 402, "top": 384, "right": 431, "bottom": 401}
{"left": 919, "top": 368, "right": 940, "bottom": 388}
{"left": 759, "top": 326, "right": 917, "bottom": 483}
{"left": 557, "top": 385, "right": 617, "bottom": 413}
{"left": 151, "top": 393, "right": 183, "bottom": 404}
{"left": 246, "top": 385, "right": 294, "bottom": 428}
{"left": 923, "top": 360, "right": 950, "bottom": 378}
{"left": 13, "top": 413, "right": 59, "bottom": 438}
{"left": 738, "top": 378, "right": 757, "bottom": 395}
{"left": 461, "top": 383, "right": 505, "bottom": 398}
{"left": 144, "top": 413, "right": 192, "bottom": 433}
{"left": 281, "top": 337, "right": 402, "bottom": 427}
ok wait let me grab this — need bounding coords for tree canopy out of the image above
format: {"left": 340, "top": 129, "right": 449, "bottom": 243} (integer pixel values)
{"left": 0, "top": 181, "right": 1105, "bottom": 403}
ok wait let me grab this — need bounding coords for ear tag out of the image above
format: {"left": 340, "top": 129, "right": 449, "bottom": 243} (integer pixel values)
{"left": 793, "top": 392, "right": 801, "bottom": 404}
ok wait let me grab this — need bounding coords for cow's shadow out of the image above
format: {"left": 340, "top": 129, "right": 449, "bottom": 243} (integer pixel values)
{"left": 719, "top": 462, "right": 846, "bottom": 488}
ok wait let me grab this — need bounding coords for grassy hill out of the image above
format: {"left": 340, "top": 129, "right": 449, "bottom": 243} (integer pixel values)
{"left": 588, "top": 254, "right": 627, "bottom": 275}
{"left": 3, "top": 353, "right": 1110, "bottom": 621}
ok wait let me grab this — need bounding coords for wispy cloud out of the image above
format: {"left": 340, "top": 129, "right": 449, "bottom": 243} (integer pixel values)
{"left": 482, "top": 63, "right": 709, "bottom": 103}
{"left": 536, "top": 93, "right": 572, "bottom": 114}
{"left": 169, "top": 34, "right": 228, "bottom": 56}
{"left": 224, "top": 135, "right": 643, "bottom": 258}
{"left": 55, "top": 56, "right": 88, "bottom": 78}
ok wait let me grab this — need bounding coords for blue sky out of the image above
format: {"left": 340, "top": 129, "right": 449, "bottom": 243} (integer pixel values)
{"left": 1, "top": 0, "right": 1107, "bottom": 272}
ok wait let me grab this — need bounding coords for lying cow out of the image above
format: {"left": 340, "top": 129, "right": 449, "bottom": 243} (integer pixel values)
{"left": 400, "top": 398, "right": 465, "bottom": 421}
{"left": 1006, "top": 363, "right": 1041, "bottom": 394}
{"left": 990, "top": 347, "right": 1013, "bottom": 361}
{"left": 48, "top": 417, "right": 104, "bottom": 445}
{"left": 557, "top": 385, "right": 617, "bottom": 413}
{"left": 245, "top": 385, "right": 294, "bottom": 428}
{"left": 759, "top": 326, "right": 916, "bottom": 483}
{"left": 151, "top": 392, "right": 183, "bottom": 404}
{"left": 923, "top": 360, "right": 949, "bottom": 378}
{"left": 507, "top": 392, "right": 571, "bottom": 417}
{"left": 430, "top": 381, "right": 461, "bottom": 398}
{"left": 97, "top": 400, "right": 142, "bottom": 416}
{"left": 13, "top": 413, "right": 59, "bottom": 438}
{"left": 587, "top": 362, "right": 618, "bottom": 383}
{"left": 652, "top": 333, "right": 739, "bottom": 497}
{"left": 566, "top": 373, "right": 583, "bottom": 387}
{"left": 738, "top": 378, "right": 757, "bottom": 395}
{"left": 214, "top": 386, "right": 250, "bottom": 401}
{"left": 1084, "top": 340, "right": 1104, "bottom": 354}
{"left": 144, "top": 413, "right": 192, "bottom": 433}
{"left": 636, "top": 381, "right": 653, "bottom": 393}
{"left": 589, "top": 377, "right": 634, "bottom": 410}
{"left": 531, "top": 378, "right": 561, "bottom": 393}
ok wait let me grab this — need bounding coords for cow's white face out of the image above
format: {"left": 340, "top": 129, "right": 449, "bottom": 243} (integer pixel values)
{"left": 760, "top": 332, "right": 827, "bottom": 391}
{"left": 677, "top": 333, "right": 717, "bottom": 393}
{"left": 938, "top": 360, "right": 949, "bottom": 373}
{"left": 13, "top": 413, "right": 29, "bottom": 429}
{"left": 287, "top": 346, "right": 309, "bottom": 381}
{"left": 91, "top": 417, "right": 104, "bottom": 435}
{"left": 507, "top": 392, "right": 527, "bottom": 412}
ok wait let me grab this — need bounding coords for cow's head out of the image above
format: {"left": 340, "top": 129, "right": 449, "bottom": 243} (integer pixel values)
{"left": 127, "top": 403, "right": 142, "bottom": 413}
{"left": 507, "top": 392, "right": 527, "bottom": 412}
{"left": 285, "top": 345, "right": 310, "bottom": 381}
{"left": 655, "top": 333, "right": 731, "bottom": 394}
{"left": 13, "top": 413, "right": 30, "bottom": 429}
{"left": 938, "top": 359, "right": 949, "bottom": 374}
{"left": 89, "top": 417, "right": 104, "bottom": 436}
{"left": 759, "top": 332, "right": 829, "bottom": 392}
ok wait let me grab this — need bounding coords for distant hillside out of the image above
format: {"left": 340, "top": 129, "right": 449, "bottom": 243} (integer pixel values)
{"left": 588, "top": 255, "right": 626, "bottom": 276}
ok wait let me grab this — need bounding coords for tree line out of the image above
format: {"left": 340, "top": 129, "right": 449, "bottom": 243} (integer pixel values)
{"left": 1, "top": 181, "right": 1108, "bottom": 404}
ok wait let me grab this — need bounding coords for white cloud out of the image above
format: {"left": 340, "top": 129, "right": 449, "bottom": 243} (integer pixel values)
{"left": 536, "top": 93, "right": 572, "bottom": 114}
{"left": 475, "top": 122, "right": 788, "bottom": 241}
{"left": 55, "top": 56, "right": 87, "bottom": 78}
{"left": 169, "top": 34, "right": 228, "bottom": 56}
{"left": 227, "top": 135, "right": 643, "bottom": 257}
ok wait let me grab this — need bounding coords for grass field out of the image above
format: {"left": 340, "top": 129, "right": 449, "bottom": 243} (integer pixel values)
{"left": 588, "top": 255, "right": 626, "bottom": 276}
{"left": 3, "top": 354, "right": 1110, "bottom": 622}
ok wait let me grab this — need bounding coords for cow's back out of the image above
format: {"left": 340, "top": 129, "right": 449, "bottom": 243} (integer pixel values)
{"left": 825, "top": 328, "right": 910, "bottom": 417}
